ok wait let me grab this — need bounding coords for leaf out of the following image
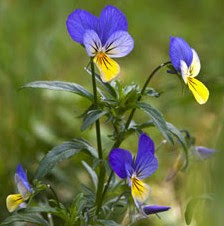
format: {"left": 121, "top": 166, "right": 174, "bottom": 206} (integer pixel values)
{"left": 82, "top": 161, "right": 98, "bottom": 190}
{"left": 166, "top": 122, "right": 189, "bottom": 169}
{"left": 185, "top": 194, "right": 214, "bottom": 225}
{"left": 35, "top": 139, "right": 97, "bottom": 179}
{"left": 81, "top": 109, "right": 107, "bottom": 131}
{"left": 166, "top": 122, "right": 187, "bottom": 148}
{"left": 1, "top": 213, "right": 49, "bottom": 226}
{"left": 137, "top": 102, "right": 173, "bottom": 144}
{"left": 144, "top": 87, "right": 160, "bottom": 97}
{"left": 85, "top": 67, "right": 117, "bottom": 98}
{"left": 22, "top": 81, "right": 93, "bottom": 101}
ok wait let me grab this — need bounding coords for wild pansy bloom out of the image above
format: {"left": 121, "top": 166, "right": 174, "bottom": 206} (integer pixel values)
{"left": 6, "top": 164, "right": 32, "bottom": 212}
{"left": 109, "top": 133, "right": 158, "bottom": 204}
{"left": 66, "top": 5, "right": 134, "bottom": 82}
{"left": 169, "top": 36, "right": 209, "bottom": 104}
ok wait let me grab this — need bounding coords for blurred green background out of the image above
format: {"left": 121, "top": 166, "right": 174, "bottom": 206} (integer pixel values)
{"left": 0, "top": 0, "right": 223, "bottom": 225}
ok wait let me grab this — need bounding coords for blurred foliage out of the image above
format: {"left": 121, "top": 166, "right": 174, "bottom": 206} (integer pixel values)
{"left": 0, "top": 0, "right": 223, "bottom": 225}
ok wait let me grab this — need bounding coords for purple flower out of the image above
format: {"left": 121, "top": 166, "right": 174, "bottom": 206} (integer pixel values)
{"left": 109, "top": 133, "right": 158, "bottom": 204}
{"left": 66, "top": 5, "right": 134, "bottom": 82}
{"left": 169, "top": 36, "right": 209, "bottom": 104}
{"left": 194, "top": 146, "right": 215, "bottom": 160}
{"left": 6, "top": 164, "right": 31, "bottom": 212}
{"left": 142, "top": 205, "right": 170, "bottom": 215}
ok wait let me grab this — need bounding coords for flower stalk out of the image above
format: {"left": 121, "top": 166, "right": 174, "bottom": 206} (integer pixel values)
{"left": 90, "top": 58, "right": 106, "bottom": 215}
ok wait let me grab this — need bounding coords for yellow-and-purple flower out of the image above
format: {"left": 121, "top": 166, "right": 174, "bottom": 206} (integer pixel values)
{"left": 66, "top": 5, "right": 134, "bottom": 82}
{"left": 109, "top": 133, "right": 158, "bottom": 204}
{"left": 169, "top": 36, "right": 209, "bottom": 104}
{"left": 6, "top": 164, "right": 32, "bottom": 212}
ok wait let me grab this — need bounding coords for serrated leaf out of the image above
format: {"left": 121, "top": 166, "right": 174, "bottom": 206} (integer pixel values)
{"left": 1, "top": 213, "right": 49, "bottom": 226}
{"left": 22, "top": 81, "right": 93, "bottom": 101}
{"left": 137, "top": 102, "right": 173, "bottom": 144}
{"left": 35, "top": 139, "right": 97, "bottom": 179}
{"left": 82, "top": 161, "right": 98, "bottom": 190}
{"left": 81, "top": 109, "right": 107, "bottom": 131}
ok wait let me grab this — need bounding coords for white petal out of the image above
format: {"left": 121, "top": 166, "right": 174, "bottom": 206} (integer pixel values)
{"left": 83, "top": 30, "right": 102, "bottom": 57}
{"left": 180, "top": 60, "right": 190, "bottom": 84}
{"left": 190, "top": 48, "right": 201, "bottom": 77}
{"left": 103, "top": 31, "right": 134, "bottom": 58}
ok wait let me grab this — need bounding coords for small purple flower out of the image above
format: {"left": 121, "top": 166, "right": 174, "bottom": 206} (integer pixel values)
{"left": 6, "top": 164, "right": 31, "bottom": 212}
{"left": 66, "top": 5, "right": 134, "bottom": 82}
{"left": 109, "top": 133, "right": 158, "bottom": 204}
{"left": 169, "top": 36, "right": 209, "bottom": 104}
{"left": 142, "top": 205, "right": 171, "bottom": 215}
{"left": 194, "top": 146, "right": 215, "bottom": 160}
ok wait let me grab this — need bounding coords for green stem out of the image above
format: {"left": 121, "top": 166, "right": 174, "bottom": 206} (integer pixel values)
{"left": 90, "top": 58, "right": 103, "bottom": 159}
{"left": 90, "top": 58, "right": 105, "bottom": 215}
{"left": 124, "top": 61, "right": 171, "bottom": 129}
{"left": 48, "top": 184, "right": 60, "bottom": 207}
{"left": 101, "top": 61, "right": 171, "bottom": 203}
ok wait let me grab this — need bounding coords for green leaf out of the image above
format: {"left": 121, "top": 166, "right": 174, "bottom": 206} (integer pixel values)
{"left": 137, "top": 102, "right": 173, "bottom": 144}
{"left": 185, "top": 194, "right": 214, "bottom": 225}
{"left": 82, "top": 161, "right": 98, "bottom": 190}
{"left": 144, "top": 87, "right": 160, "bottom": 97}
{"left": 22, "top": 81, "right": 93, "bottom": 101}
{"left": 1, "top": 213, "right": 49, "bottom": 226}
{"left": 81, "top": 109, "right": 107, "bottom": 131}
{"left": 85, "top": 67, "right": 117, "bottom": 98}
{"left": 185, "top": 199, "right": 198, "bottom": 225}
{"left": 166, "top": 122, "right": 187, "bottom": 147}
{"left": 35, "top": 139, "right": 97, "bottom": 179}
{"left": 166, "top": 122, "right": 189, "bottom": 169}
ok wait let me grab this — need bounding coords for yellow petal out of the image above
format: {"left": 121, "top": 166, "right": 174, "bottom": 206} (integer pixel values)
{"left": 187, "top": 77, "right": 209, "bottom": 104}
{"left": 131, "top": 177, "right": 150, "bottom": 204}
{"left": 6, "top": 194, "right": 24, "bottom": 212}
{"left": 94, "top": 52, "right": 120, "bottom": 82}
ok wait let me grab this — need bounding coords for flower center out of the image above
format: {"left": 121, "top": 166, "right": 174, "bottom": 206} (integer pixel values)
{"left": 97, "top": 51, "right": 105, "bottom": 59}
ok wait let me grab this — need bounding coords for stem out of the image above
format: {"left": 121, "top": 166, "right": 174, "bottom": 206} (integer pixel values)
{"left": 48, "top": 184, "right": 60, "bottom": 207}
{"left": 90, "top": 58, "right": 105, "bottom": 215}
{"left": 90, "top": 58, "right": 103, "bottom": 159}
{"left": 101, "top": 61, "right": 171, "bottom": 203}
{"left": 125, "top": 61, "right": 171, "bottom": 129}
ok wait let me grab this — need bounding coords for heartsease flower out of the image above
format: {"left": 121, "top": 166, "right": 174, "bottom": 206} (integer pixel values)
{"left": 6, "top": 164, "right": 32, "bottom": 212}
{"left": 109, "top": 133, "right": 158, "bottom": 204}
{"left": 169, "top": 36, "right": 209, "bottom": 104}
{"left": 66, "top": 5, "right": 134, "bottom": 82}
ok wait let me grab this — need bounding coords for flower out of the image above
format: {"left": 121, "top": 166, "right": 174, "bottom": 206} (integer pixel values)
{"left": 6, "top": 164, "right": 32, "bottom": 212}
{"left": 66, "top": 5, "right": 134, "bottom": 82}
{"left": 109, "top": 133, "right": 158, "bottom": 204}
{"left": 194, "top": 146, "right": 215, "bottom": 160}
{"left": 142, "top": 205, "right": 170, "bottom": 215}
{"left": 169, "top": 36, "right": 209, "bottom": 104}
